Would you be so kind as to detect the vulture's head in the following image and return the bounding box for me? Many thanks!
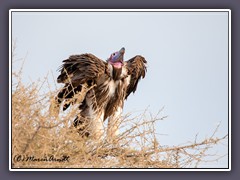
[107,47,125,69]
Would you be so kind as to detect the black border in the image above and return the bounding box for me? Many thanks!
[0,0,239,179]
[9,9,230,171]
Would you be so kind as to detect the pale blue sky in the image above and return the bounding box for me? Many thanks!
[11,11,229,168]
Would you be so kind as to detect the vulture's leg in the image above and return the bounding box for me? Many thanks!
[107,106,122,142]
[85,89,104,141]
[75,88,104,141]
[90,111,104,141]
[72,83,95,138]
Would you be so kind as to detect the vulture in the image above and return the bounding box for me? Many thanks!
[54,47,147,141]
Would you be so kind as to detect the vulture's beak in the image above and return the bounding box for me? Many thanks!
[120,47,125,55]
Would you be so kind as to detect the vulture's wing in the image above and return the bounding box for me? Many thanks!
[57,53,107,85]
[56,53,108,110]
[125,55,147,99]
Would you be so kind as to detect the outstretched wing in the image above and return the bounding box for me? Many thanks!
[125,55,147,99]
[57,53,107,85]
[56,53,108,110]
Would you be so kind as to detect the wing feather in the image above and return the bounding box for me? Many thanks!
[125,55,147,99]
[57,53,107,85]
[56,53,108,110]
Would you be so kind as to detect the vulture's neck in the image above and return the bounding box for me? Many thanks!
[112,66,123,81]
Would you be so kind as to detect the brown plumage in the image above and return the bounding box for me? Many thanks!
[55,47,147,140]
